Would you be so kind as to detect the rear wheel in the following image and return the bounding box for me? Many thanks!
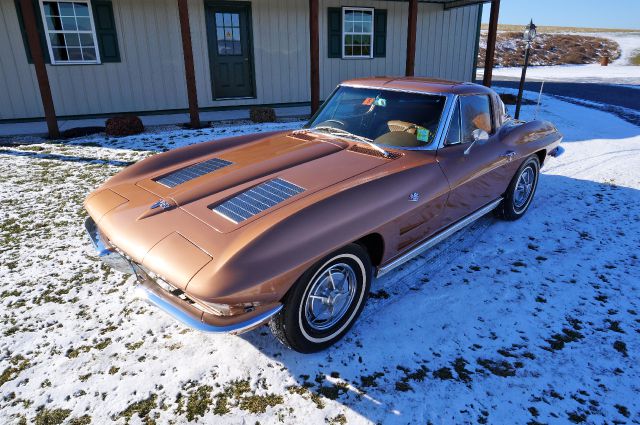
[496,155,540,221]
[270,244,372,353]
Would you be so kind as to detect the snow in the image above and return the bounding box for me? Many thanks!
[1,95,639,424]
[478,31,640,84]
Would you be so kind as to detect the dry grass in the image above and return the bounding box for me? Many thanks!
[481,24,639,33]
[630,49,640,66]
[478,32,621,67]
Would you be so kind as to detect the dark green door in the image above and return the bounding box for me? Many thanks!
[205,1,255,99]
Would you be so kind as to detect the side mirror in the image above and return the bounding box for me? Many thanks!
[464,129,490,155]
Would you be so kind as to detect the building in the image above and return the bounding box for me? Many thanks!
[0,0,503,136]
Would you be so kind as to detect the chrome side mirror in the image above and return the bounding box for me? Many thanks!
[464,129,490,155]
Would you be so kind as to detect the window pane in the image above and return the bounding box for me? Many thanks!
[76,17,91,31]
[52,47,68,61]
[82,47,96,60]
[74,2,90,17]
[362,20,371,33]
[45,16,63,30]
[224,13,231,27]
[67,47,82,60]
[61,16,77,30]
[344,34,352,45]
[231,13,239,26]
[232,41,241,55]
[345,11,355,22]
[345,45,353,56]
[460,95,492,143]
[65,33,80,47]
[344,21,353,32]
[362,34,371,46]
[354,21,362,32]
[59,2,74,16]
[49,33,65,47]
[216,27,224,41]
[361,45,370,56]
[215,13,223,26]
[445,102,462,145]
[43,2,59,16]
[232,28,240,41]
[353,35,361,46]
[353,45,362,56]
[79,33,94,47]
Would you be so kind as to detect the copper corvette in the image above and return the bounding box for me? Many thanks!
[84,77,563,352]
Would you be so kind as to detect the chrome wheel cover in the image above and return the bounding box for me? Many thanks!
[513,165,535,211]
[304,263,357,331]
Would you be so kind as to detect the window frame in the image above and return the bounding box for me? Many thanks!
[341,6,374,60]
[38,0,101,65]
[444,98,463,146]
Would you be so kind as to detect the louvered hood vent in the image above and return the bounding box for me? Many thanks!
[211,178,304,223]
[155,158,233,188]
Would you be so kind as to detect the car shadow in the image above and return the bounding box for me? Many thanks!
[0,148,134,167]
[234,172,640,424]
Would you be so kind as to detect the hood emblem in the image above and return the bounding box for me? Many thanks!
[151,200,172,210]
[409,192,420,202]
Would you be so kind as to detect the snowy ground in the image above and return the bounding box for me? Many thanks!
[478,32,640,84]
[1,95,639,424]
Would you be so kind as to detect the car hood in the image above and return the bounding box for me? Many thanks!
[84,131,392,288]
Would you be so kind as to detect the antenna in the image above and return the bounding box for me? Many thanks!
[534,80,545,120]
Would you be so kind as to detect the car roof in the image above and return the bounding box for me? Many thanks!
[340,76,495,96]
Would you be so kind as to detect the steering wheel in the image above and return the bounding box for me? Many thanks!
[315,119,346,129]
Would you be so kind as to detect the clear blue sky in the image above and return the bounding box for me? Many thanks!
[481,0,639,30]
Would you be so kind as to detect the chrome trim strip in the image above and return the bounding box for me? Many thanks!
[133,283,283,335]
[376,197,503,277]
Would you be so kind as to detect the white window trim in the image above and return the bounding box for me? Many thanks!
[39,0,101,65]
[341,7,374,60]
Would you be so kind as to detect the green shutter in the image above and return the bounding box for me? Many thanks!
[327,7,341,58]
[91,0,120,62]
[14,0,51,64]
[373,9,387,58]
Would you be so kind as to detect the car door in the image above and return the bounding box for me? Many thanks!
[436,94,515,225]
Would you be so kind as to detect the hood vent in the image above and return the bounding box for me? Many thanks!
[211,178,304,224]
[348,145,402,159]
[155,158,233,188]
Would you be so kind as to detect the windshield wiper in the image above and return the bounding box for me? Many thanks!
[311,126,391,158]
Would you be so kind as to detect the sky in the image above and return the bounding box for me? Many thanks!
[481,0,640,30]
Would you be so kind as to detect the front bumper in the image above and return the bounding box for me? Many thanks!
[84,216,282,334]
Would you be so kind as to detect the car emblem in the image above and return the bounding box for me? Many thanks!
[151,200,172,210]
[409,192,420,202]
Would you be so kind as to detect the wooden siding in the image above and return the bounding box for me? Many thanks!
[0,0,480,120]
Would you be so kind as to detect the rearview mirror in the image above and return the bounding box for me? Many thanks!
[464,129,490,155]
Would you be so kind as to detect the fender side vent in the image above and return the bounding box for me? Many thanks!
[348,145,402,159]
[211,178,304,223]
[154,158,232,188]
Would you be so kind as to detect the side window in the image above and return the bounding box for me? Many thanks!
[459,95,493,143]
[444,100,461,146]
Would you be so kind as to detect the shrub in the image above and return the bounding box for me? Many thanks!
[105,115,144,136]
[249,107,276,123]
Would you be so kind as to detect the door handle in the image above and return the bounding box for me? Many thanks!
[500,151,517,161]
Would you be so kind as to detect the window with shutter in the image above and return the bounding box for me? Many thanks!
[327,7,386,59]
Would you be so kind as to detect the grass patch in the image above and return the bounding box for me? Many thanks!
[629,49,640,65]
[0,355,30,387]
[33,408,71,425]
[115,393,157,424]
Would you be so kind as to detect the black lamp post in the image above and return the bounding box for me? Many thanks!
[514,20,537,120]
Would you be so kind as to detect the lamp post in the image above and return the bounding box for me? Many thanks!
[514,20,537,120]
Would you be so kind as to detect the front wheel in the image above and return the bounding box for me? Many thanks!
[496,155,540,221]
[270,244,372,353]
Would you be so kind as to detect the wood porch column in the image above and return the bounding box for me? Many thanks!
[405,0,418,76]
[482,0,500,87]
[309,0,320,114]
[177,0,200,128]
[19,0,59,138]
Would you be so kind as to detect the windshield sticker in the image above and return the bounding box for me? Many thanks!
[374,97,387,107]
[417,128,430,143]
[362,97,375,106]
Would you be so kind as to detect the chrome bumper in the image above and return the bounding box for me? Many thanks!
[84,217,133,274]
[85,216,282,334]
[132,269,283,334]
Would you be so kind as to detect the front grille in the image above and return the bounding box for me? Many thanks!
[211,178,305,223]
[154,158,232,188]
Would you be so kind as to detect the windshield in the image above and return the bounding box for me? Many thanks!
[305,86,446,149]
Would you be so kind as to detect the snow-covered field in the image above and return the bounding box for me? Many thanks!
[1,95,639,424]
[478,32,640,84]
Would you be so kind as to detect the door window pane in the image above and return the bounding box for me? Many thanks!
[214,12,242,56]
[445,101,462,145]
[459,95,493,143]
